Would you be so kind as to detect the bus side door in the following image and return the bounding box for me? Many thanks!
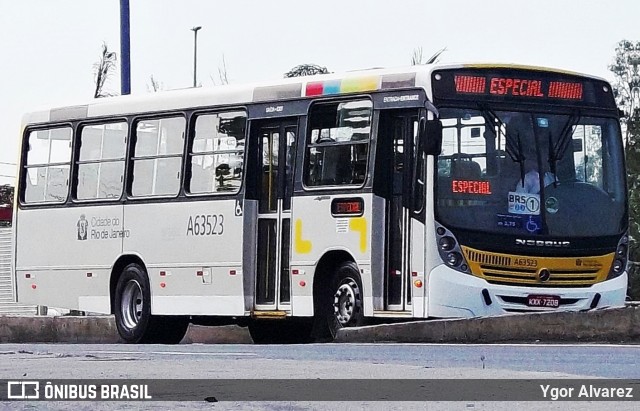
[246,119,298,311]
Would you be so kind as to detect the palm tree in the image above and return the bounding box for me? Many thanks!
[411,47,447,65]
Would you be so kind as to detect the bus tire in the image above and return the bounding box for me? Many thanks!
[114,263,190,344]
[313,261,364,342]
[114,263,153,343]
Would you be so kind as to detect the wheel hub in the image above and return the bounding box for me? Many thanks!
[334,279,359,325]
[120,279,143,330]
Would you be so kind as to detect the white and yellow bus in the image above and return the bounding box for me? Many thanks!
[13,64,628,343]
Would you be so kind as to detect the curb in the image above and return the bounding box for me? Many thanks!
[2,307,639,344]
[0,315,252,344]
[335,306,640,343]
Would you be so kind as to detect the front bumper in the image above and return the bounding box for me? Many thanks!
[427,264,627,318]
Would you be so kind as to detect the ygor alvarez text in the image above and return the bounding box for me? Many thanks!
[541,384,634,401]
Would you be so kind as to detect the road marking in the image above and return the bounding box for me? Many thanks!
[88,350,258,356]
[339,343,640,348]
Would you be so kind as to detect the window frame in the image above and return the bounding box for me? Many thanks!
[21,124,74,205]
[128,114,187,199]
[302,97,373,191]
[185,109,248,197]
[73,119,129,203]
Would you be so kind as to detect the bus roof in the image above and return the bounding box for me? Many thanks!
[21,63,607,126]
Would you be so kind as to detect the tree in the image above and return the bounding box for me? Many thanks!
[93,42,118,98]
[411,47,447,65]
[625,136,640,300]
[218,54,229,85]
[609,40,640,299]
[609,40,640,145]
[210,54,230,86]
[411,47,424,65]
[284,64,330,78]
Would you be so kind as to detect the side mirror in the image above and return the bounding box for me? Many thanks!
[420,118,443,156]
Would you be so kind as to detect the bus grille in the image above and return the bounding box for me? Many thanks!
[465,250,512,267]
[462,247,611,287]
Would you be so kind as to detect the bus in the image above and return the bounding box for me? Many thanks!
[13,63,628,343]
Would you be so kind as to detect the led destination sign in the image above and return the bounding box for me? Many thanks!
[452,180,492,195]
[453,75,583,100]
[432,68,617,109]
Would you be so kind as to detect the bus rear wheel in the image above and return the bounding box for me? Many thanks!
[114,263,189,344]
[313,261,364,341]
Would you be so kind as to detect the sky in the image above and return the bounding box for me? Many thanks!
[0,0,639,185]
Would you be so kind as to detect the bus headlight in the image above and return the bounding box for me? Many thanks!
[446,251,462,266]
[439,236,455,251]
[608,233,628,279]
[612,259,625,274]
[435,223,470,273]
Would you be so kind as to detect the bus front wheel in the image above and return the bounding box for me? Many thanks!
[314,261,364,341]
[114,263,189,344]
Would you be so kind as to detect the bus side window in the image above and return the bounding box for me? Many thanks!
[131,116,185,197]
[304,99,372,187]
[23,127,73,204]
[187,111,246,194]
[76,122,127,201]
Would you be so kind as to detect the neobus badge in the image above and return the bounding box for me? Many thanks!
[515,239,571,247]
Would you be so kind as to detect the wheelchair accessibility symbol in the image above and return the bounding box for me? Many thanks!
[526,216,541,233]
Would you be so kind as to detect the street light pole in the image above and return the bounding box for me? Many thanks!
[119,0,131,95]
[191,26,202,87]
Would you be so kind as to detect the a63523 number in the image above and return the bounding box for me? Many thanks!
[187,214,224,236]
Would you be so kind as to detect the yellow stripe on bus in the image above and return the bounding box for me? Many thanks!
[349,217,368,253]
[294,219,312,254]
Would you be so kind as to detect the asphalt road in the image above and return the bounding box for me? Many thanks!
[1,343,639,410]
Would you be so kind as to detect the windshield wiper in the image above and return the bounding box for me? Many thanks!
[548,111,581,185]
[478,104,526,185]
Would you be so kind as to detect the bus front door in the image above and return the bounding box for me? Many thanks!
[380,111,422,311]
[253,120,297,311]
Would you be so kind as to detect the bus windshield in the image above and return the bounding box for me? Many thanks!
[435,107,626,238]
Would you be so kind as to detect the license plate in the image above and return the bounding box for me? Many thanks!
[527,294,560,308]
